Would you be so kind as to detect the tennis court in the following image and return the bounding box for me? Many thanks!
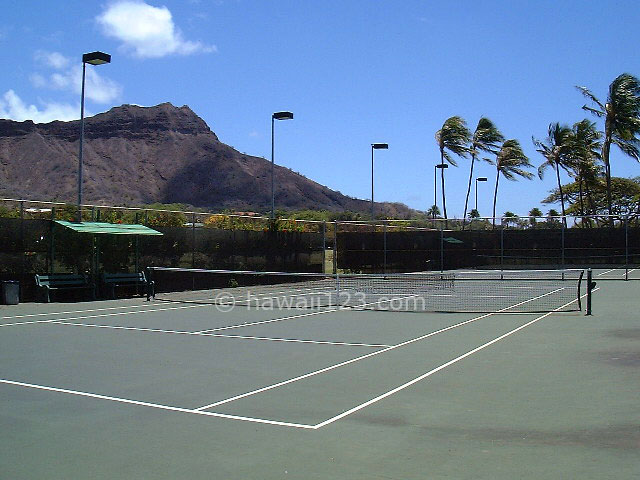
[1,268,638,479]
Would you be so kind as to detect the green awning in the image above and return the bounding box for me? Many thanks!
[55,221,163,236]
[443,236,464,244]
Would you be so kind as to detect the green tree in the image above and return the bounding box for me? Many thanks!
[577,73,640,217]
[467,208,480,219]
[546,208,562,227]
[426,204,441,219]
[492,140,534,227]
[502,211,520,228]
[528,207,543,228]
[533,123,573,225]
[543,177,640,218]
[435,116,471,220]
[568,119,602,221]
[463,118,504,227]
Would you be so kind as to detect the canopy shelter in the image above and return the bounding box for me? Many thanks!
[50,221,163,278]
[54,221,163,236]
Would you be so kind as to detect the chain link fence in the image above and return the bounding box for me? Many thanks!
[1,199,638,300]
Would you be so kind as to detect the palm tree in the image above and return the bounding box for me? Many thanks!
[492,139,533,227]
[533,123,573,226]
[426,205,440,219]
[529,207,543,228]
[568,119,602,222]
[577,73,640,217]
[435,116,471,220]
[463,118,504,228]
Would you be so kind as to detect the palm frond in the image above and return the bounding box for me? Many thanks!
[581,105,605,117]
[439,116,471,159]
[473,117,505,155]
[576,85,605,111]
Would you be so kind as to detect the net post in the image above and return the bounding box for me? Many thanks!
[586,268,593,316]
[145,266,153,301]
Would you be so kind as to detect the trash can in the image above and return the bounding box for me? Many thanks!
[1,281,19,305]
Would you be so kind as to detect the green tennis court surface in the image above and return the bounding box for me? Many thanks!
[1,268,637,479]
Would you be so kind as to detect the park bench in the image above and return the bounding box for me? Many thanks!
[34,274,96,303]
[101,272,153,299]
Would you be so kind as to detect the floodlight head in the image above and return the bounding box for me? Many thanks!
[477,177,488,181]
[372,143,388,149]
[436,163,448,169]
[273,111,293,120]
[82,51,111,65]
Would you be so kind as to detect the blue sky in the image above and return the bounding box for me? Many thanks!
[1,0,639,217]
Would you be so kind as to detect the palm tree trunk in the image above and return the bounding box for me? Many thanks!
[603,123,613,219]
[462,154,476,229]
[440,152,448,221]
[492,169,500,228]
[555,164,567,228]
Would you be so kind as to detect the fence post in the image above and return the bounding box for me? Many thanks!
[49,206,55,274]
[383,221,387,273]
[500,218,504,278]
[322,221,326,273]
[135,212,140,277]
[625,215,629,280]
[333,220,337,274]
[191,212,196,269]
[440,220,444,273]
[20,201,25,278]
[561,218,565,270]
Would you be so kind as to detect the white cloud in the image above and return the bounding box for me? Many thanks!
[0,90,79,123]
[35,50,70,70]
[29,51,122,104]
[96,1,216,58]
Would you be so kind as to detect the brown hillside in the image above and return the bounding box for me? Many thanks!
[0,103,413,216]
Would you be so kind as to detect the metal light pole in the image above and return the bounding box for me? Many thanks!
[434,163,448,217]
[475,176,487,212]
[370,143,388,220]
[77,51,110,223]
[271,111,293,219]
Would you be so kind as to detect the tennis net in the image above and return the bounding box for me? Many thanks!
[146,267,586,313]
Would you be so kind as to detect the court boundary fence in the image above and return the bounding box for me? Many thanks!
[0,198,638,301]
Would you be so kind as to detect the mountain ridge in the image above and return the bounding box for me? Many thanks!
[0,103,413,217]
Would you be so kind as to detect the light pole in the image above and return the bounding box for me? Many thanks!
[271,111,293,219]
[370,143,388,220]
[77,51,110,223]
[434,163,448,218]
[475,176,488,212]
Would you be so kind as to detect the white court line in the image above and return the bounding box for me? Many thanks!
[192,308,340,334]
[195,287,564,412]
[47,321,389,348]
[0,379,315,429]
[0,287,582,430]
[597,268,617,277]
[314,291,590,429]
[0,302,218,328]
[596,268,637,278]
[0,301,172,321]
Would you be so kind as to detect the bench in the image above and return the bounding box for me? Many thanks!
[34,274,96,303]
[101,272,153,299]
